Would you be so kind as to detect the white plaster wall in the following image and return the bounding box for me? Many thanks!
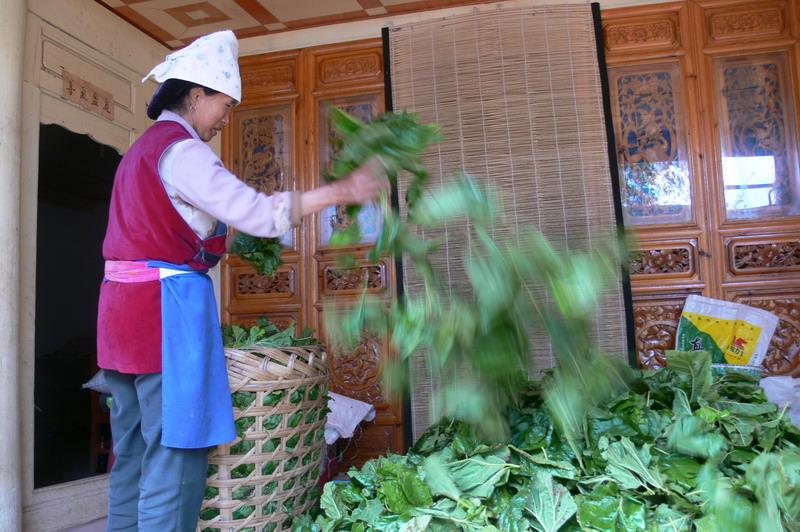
[238,0,665,56]
[20,1,170,530]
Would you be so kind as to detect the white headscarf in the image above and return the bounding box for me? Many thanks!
[143,30,241,102]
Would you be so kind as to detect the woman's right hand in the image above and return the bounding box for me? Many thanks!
[337,157,390,205]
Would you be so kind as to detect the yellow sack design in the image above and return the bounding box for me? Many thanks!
[675,295,778,366]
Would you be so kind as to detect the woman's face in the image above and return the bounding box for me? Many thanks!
[187,87,237,142]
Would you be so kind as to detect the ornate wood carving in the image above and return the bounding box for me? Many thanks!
[240,62,296,98]
[708,7,785,42]
[732,294,800,376]
[323,263,386,294]
[633,298,687,369]
[237,106,291,195]
[318,52,382,86]
[630,247,692,276]
[731,240,800,273]
[331,334,384,405]
[604,19,677,51]
[236,270,294,295]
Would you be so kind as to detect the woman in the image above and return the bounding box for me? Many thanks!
[97,30,387,531]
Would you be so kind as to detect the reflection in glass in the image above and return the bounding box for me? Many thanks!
[722,156,777,210]
[716,54,800,219]
[610,64,693,225]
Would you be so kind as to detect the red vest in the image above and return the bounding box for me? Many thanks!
[97,121,226,373]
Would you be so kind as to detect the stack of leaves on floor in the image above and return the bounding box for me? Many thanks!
[295,351,800,531]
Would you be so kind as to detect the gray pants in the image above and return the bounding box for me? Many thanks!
[104,371,208,532]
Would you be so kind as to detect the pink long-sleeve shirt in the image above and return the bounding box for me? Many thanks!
[156,110,299,239]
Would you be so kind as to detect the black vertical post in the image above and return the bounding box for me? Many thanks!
[382,26,414,451]
[591,3,638,368]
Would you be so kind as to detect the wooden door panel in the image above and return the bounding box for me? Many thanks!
[304,40,404,465]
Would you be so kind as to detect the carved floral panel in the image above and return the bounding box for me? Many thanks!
[318,52,382,86]
[235,104,294,247]
[322,262,387,296]
[708,6,785,43]
[630,247,692,276]
[330,334,384,405]
[318,94,383,245]
[609,63,693,225]
[633,297,689,369]
[604,19,677,51]
[732,293,800,375]
[240,62,295,98]
[715,53,799,219]
[731,240,800,274]
[235,269,294,296]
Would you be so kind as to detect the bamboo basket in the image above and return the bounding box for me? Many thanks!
[197,344,328,532]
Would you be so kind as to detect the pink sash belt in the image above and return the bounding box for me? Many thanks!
[104,260,192,283]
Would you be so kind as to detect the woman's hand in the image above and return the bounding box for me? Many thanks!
[299,157,390,218]
[337,157,390,205]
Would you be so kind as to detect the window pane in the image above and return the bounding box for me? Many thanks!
[715,52,800,220]
[609,63,693,226]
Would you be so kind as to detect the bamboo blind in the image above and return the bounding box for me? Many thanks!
[388,2,628,439]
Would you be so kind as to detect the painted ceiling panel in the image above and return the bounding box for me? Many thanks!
[95,0,494,48]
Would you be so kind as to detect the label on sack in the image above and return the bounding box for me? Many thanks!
[675,294,779,366]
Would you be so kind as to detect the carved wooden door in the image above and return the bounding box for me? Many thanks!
[602,0,800,375]
[221,39,404,470]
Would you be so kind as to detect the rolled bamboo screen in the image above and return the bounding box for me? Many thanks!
[388,2,628,439]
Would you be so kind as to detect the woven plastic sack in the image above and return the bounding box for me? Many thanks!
[675,295,778,367]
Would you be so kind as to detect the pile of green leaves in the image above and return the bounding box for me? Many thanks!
[298,351,800,531]
[222,317,318,348]
[323,107,441,247]
[230,232,283,277]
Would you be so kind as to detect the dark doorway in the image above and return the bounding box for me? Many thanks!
[34,124,120,488]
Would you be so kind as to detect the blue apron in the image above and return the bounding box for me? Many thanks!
[150,260,235,448]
